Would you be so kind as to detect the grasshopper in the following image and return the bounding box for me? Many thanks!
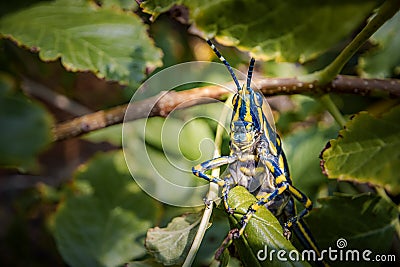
[192,40,324,264]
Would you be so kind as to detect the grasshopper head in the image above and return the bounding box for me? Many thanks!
[230,87,260,149]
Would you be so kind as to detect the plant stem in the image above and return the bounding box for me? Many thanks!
[303,0,400,84]
[307,0,400,128]
[183,95,233,267]
[320,95,346,128]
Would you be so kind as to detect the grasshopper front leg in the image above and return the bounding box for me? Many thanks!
[192,155,237,211]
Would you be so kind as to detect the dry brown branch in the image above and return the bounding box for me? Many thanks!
[53,75,400,141]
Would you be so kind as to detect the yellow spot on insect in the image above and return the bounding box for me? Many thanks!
[306,198,312,208]
[217,181,225,187]
[255,166,264,172]
[258,107,264,130]
[269,142,278,156]
[290,187,303,199]
[265,161,275,173]
[279,155,285,169]
[278,185,287,194]
[252,204,261,211]
[240,167,253,175]
[215,157,226,164]
[232,94,238,106]
[233,99,241,121]
[246,132,252,142]
[239,227,246,236]
[276,175,287,184]
[256,192,268,199]
[193,164,201,172]
[244,101,252,122]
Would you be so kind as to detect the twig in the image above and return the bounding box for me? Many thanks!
[53,85,228,141]
[299,0,400,127]
[256,75,400,97]
[22,77,93,116]
[304,0,400,84]
[183,95,233,267]
[53,75,400,141]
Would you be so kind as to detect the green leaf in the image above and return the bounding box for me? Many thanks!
[306,193,399,266]
[0,0,162,85]
[145,212,202,265]
[321,106,400,193]
[99,0,139,10]
[285,125,338,200]
[53,151,160,267]
[359,11,400,78]
[227,186,309,267]
[142,0,379,62]
[0,76,53,170]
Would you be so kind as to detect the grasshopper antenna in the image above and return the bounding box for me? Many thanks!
[206,40,241,92]
[247,58,255,90]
